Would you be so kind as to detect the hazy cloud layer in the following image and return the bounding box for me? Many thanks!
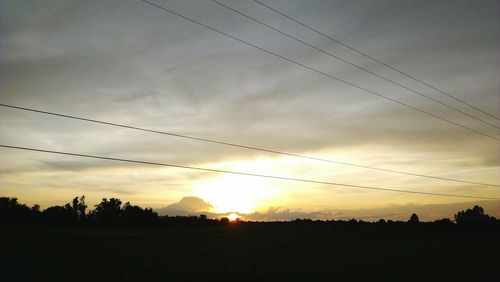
[156,197,500,221]
[156,196,500,222]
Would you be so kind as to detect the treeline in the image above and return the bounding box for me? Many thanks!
[0,196,498,229]
[0,196,229,228]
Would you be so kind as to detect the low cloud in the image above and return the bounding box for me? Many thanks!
[155,197,500,222]
[247,200,500,222]
[244,207,335,221]
[157,196,213,216]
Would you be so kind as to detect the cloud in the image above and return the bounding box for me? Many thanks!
[155,196,500,222]
[244,207,334,221]
[243,200,500,222]
[157,196,213,216]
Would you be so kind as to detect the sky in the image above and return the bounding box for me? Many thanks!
[0,0,499,221]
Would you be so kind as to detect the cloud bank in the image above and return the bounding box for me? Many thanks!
[157,196,500,222]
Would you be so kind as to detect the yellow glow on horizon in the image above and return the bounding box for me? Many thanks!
[193,174,275,213]
[1,145,497,219]
[227,213,241,221]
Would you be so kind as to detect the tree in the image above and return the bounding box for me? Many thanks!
[434,218,453,225]
[454,205,494,224]
[37,196,88,226]
[122,202,158,226]
[61,196,87,221]
[73,196,87,220]
[42,205,76,226]
[0,197,39,227]
[32,204,40,212]
[92,198,123,225]
[408,213,419,224]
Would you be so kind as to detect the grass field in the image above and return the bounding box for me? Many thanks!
[1,223,499,282]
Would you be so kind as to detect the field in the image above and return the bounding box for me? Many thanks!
[1,223,499,282]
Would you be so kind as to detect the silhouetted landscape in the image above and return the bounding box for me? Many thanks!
[1,196,499,281]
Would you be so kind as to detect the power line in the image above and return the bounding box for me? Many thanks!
[252,0,500,122]
[0,144,498,200]
[211,0,500,130]
[1,103,499,188]
[139,0,499,141]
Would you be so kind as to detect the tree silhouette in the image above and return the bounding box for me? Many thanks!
[32,204,40,212]
[408,213,420,224]
[454,205,495,224]
[88,198,159,226]
[122,202,158,226]
[434,218,453,225]
[72,196,87,221]
[38,196,87,226]
[92,198,123,225]
[2,196,499,230]
[0,197,38,227]
[43,205,77,226]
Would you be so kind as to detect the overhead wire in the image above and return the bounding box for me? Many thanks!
[138,0,500,141]
[1,144,498,200]
[1,103,498,188]
[252,0,500,122]
[210,0,500,130]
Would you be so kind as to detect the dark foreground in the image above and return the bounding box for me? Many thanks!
[1,223,499,282]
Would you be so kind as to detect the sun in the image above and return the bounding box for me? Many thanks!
[227,213,241,222]
[193,172,275,214]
